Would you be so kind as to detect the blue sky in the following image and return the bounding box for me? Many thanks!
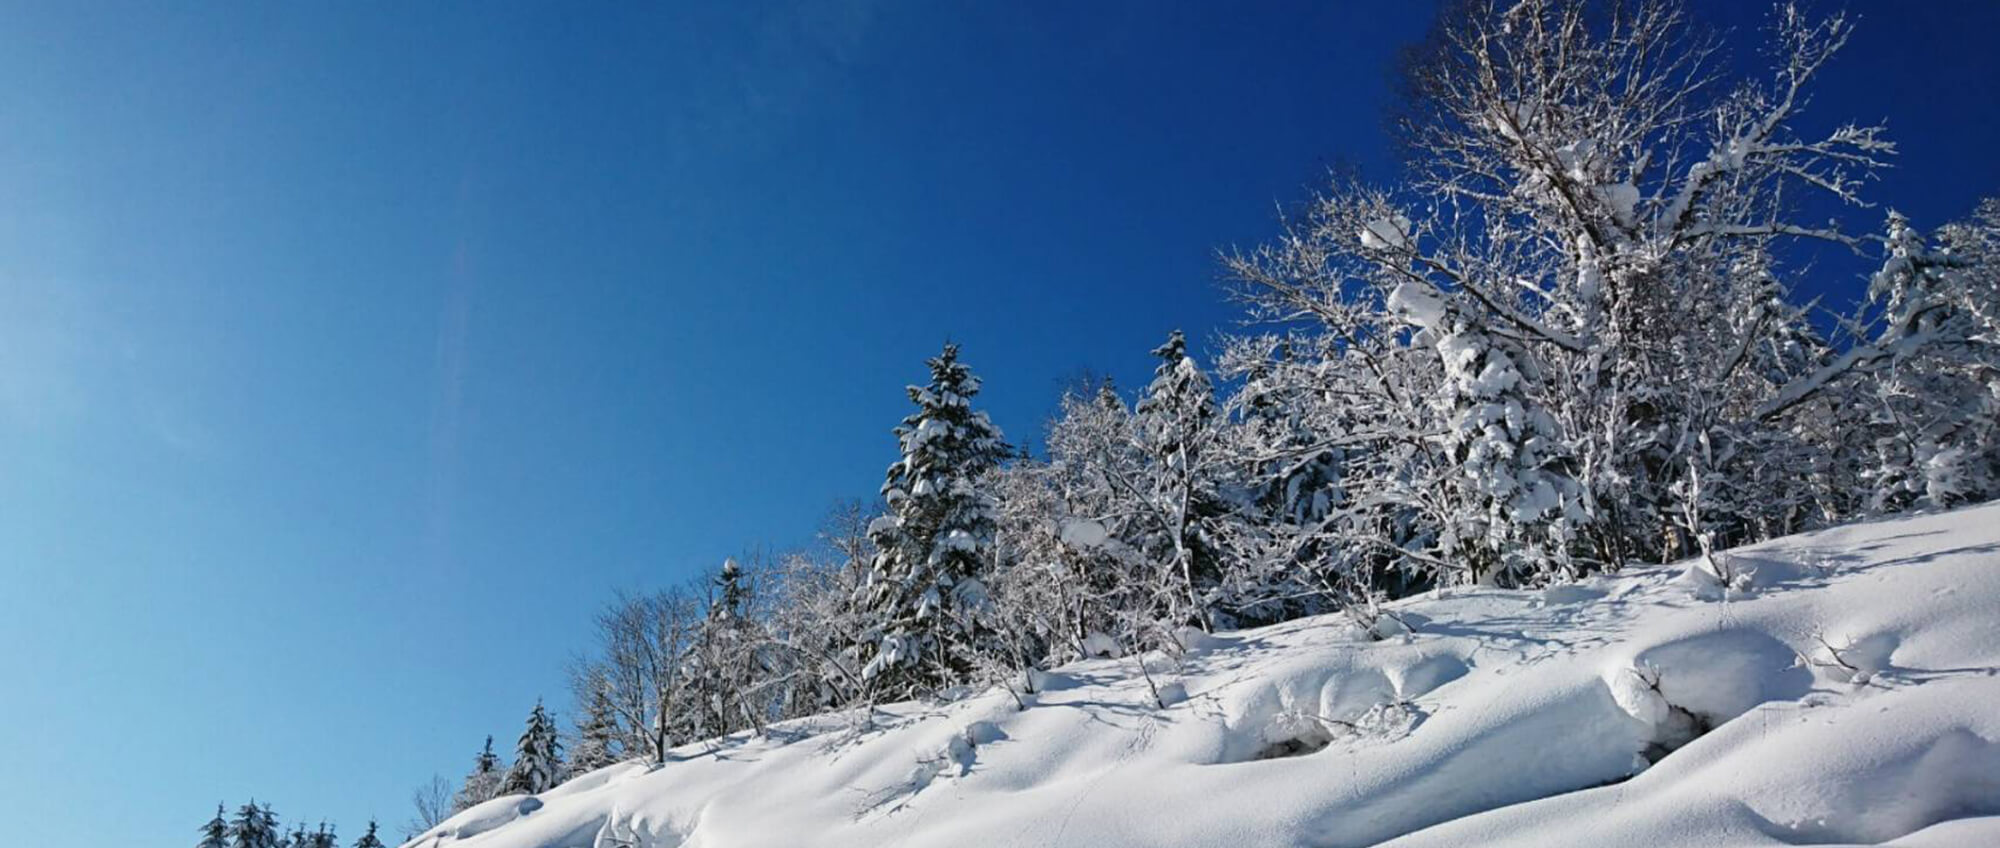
[1,2,1995,844]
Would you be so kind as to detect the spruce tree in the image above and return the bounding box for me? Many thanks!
[712,557,746,621]
[229,802,276,848]
[260,806,283,848]
[198,803,230,848]
[858,343,1012,697]
[351,821,385,848]
[568,679,625,775]
[1424,317,1581,584]
[499,700,564,795]
[451,736,505,812]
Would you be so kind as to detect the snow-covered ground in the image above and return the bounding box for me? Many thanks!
[407,504,2000,847]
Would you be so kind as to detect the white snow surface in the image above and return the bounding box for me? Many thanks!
[1057,519,1110,549]
[407,504,2000,848]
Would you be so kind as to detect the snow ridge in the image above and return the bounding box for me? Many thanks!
[405,504,2000,848]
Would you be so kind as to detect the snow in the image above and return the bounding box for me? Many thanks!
[1080,630,1121,658]
[1595,182,1640,226]
[405,503,2000,848]
[938,529,977,552]
[1169,624,1220,653]
[1058,519,1110,549]
[1387,281,1448,331]
[1603,662,1671,728]
[1360,215,1412,251]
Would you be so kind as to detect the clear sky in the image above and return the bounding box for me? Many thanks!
[2,2,1995,844]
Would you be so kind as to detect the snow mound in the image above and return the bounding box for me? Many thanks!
[1058,519,1110,549]
[405,502,2000,848]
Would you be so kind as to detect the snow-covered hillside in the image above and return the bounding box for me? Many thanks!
[406,504,2000,848]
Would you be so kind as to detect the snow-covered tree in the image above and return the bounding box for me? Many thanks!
[857,343,1012,698]
[198,803,230,848]
[499,700,565,796]
[229,803,280,848]
[760,503,876,718]
[260,805,285,848]
[1846,209,2000,511]
[1402,291,1584,584]
[1939,199,2000,344]
[1040,379,1154,641]
[1130,330,1236,628]
[451,736,505,811]
[1214,335,1361,609]
[567,676,625,776]
[998,369,1244,657]
[1226,0,1908,583]
[985,459,1095,685]
[351,821,385,848]
[686,556,772,740]
[575,587,702,764]
[712,557,746,621]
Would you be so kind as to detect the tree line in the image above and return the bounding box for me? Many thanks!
[195,803,384,848]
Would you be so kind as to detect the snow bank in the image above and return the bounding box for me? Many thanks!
[405,503,2000,848]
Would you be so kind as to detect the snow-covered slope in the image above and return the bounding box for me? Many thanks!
[408,504,2000,848]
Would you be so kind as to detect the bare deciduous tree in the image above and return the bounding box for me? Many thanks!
[402,773,453,841]
[573,587,702,764]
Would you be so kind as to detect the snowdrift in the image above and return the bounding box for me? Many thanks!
[406,504,2000,847]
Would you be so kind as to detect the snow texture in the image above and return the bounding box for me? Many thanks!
[404,503,2000,848]
[1359,215,1413,251]
[1057,519,1110,549]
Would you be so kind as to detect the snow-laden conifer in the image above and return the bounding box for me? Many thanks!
[228,802,280,848]
[198,803,230,848]
[351,821,385,848]
[567,677,625,776]
[499,701,564,795]
[451,736,505,811]
[858,343,1011,697]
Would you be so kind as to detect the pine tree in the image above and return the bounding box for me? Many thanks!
[451,736,505,811]
[568,677,625,775]
[351,822,385,848]
[198,803,230,848]
[1423,315,1582,585]
[858,343,1012,697]
[229,802,277,848]
[260,806,283,848]
[499,700,564,795]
